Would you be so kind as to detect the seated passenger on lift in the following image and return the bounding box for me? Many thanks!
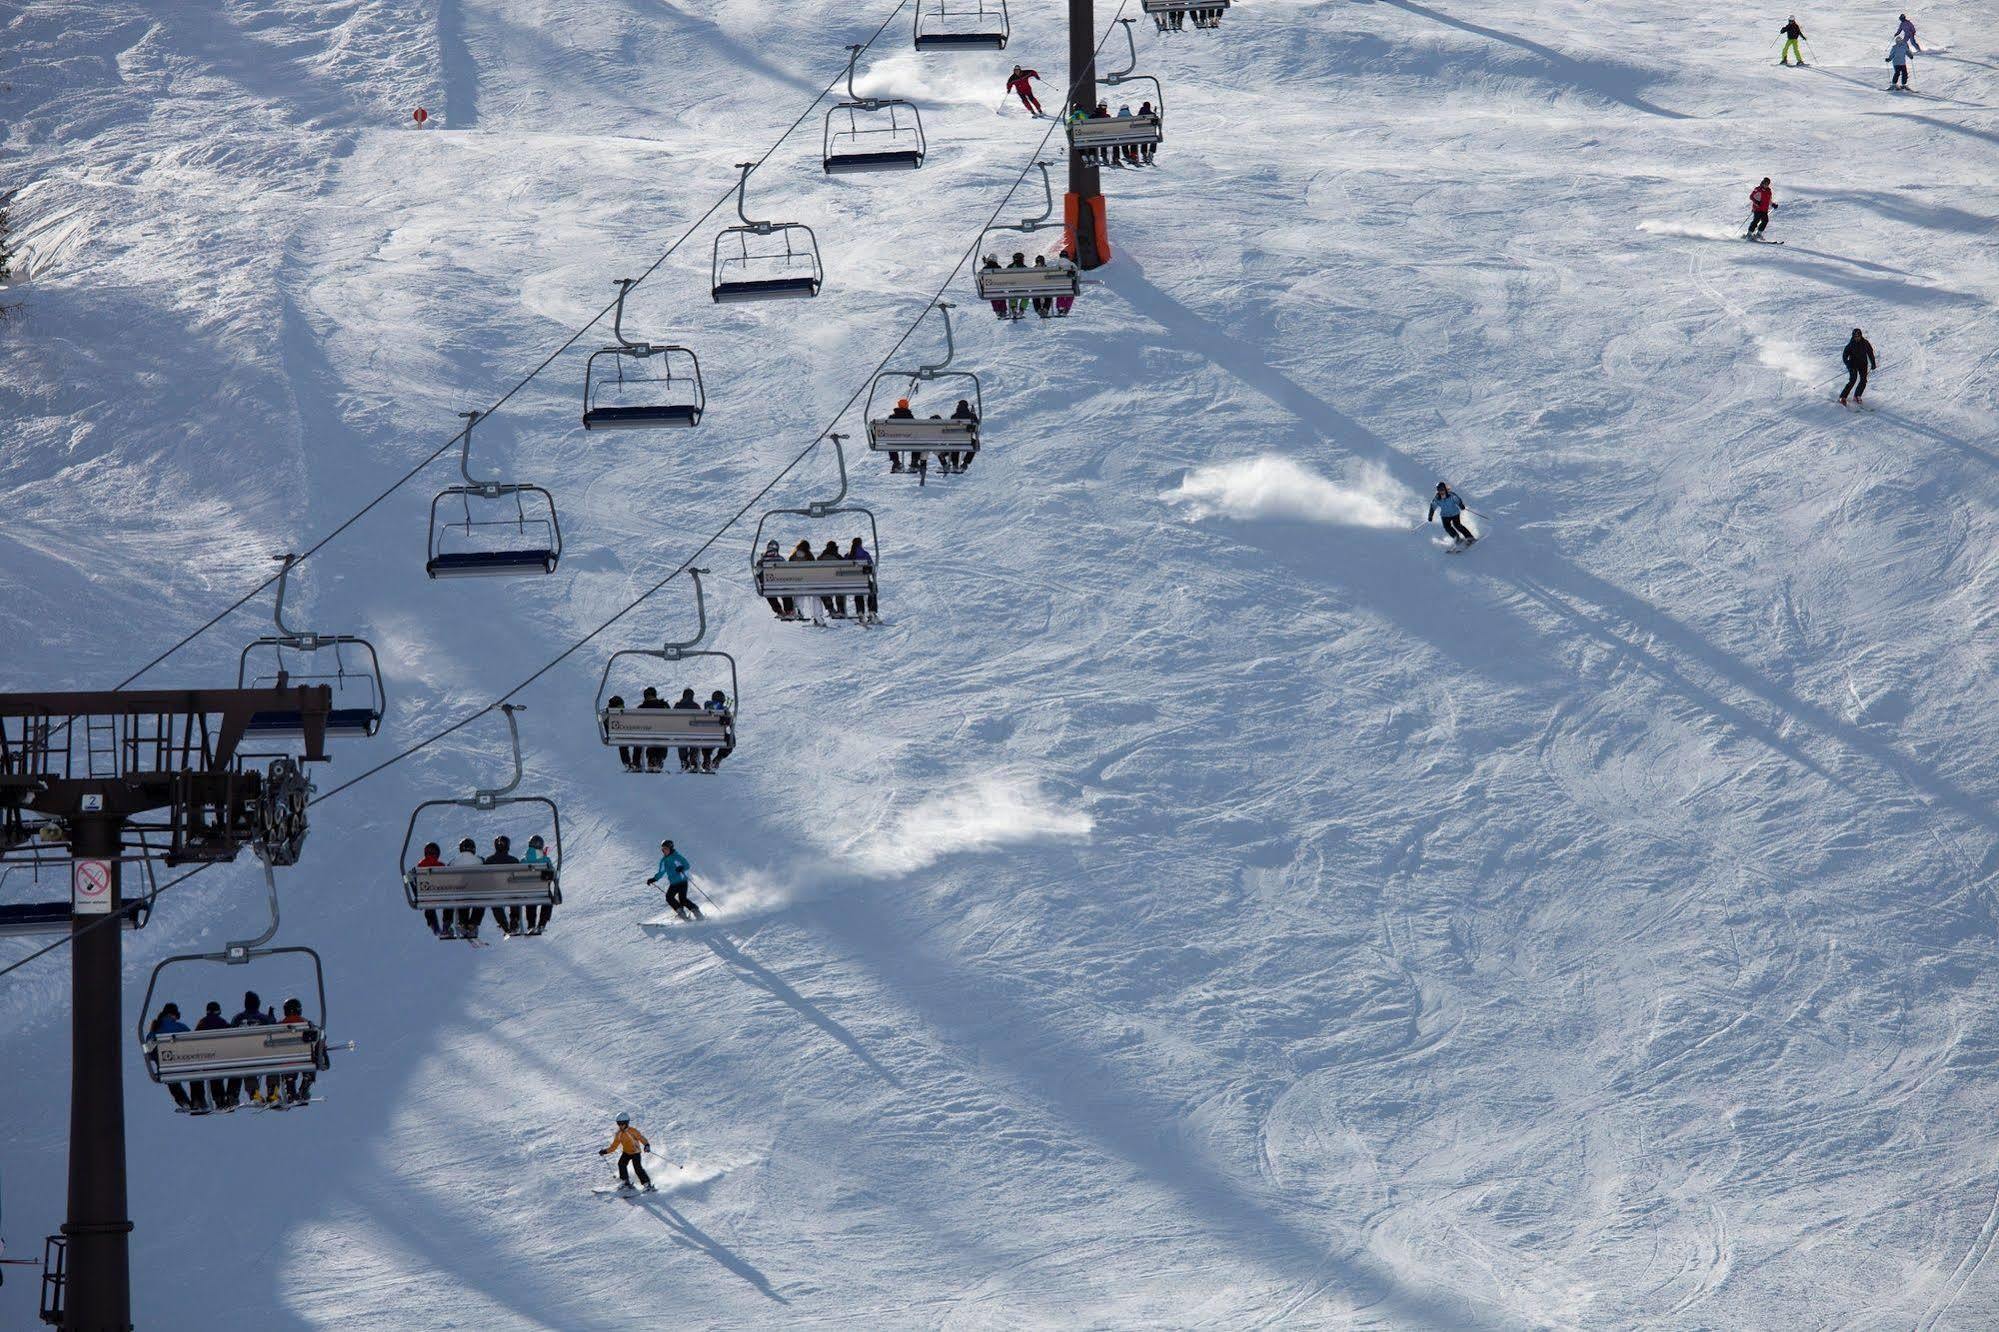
[982,255,1007,320]
[637,686,670,773]
[278,997,317,1106]
[703,691,733,773]
[848,537,878,624]
[759,542,797,621]
[416,841,449,936]
[451,837,486,939]
[148,1003,208,1114]
[673,688,702,773]
[485,835,523,936]
[522,834,554,934]
[888,396,915,473]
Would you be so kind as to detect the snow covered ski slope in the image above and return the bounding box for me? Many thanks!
[6,0,1999,1326]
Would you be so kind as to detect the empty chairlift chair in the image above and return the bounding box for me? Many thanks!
[712,162,824,303]
[866,302,984,472]
[0,858,156,938]
[751,434,883,626]
[425,410,563,577]
[138,858,332,1113]
[582,279,705,430]
[914,0,1010,49]
[973,161,1081,314]
[235,553,386,740]
[1067,21,1164,163]
[595,569,740,773]
[825,44,926,173]
[400,704,562,937]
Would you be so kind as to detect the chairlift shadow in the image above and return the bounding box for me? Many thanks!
[620,1191,790,1303]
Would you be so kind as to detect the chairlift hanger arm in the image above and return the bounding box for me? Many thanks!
[471,703,526,807]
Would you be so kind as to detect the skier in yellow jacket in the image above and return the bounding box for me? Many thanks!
[598,1113,654,1191]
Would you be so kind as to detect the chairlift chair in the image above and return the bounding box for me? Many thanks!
[751,434,883,622]
[235,554,386,739]
[712,163,823,303]
[399,705,562,928]
[825,45,926,173]
[866,302,984,463]
[595,569,741,767]
[913,0,1009,49]
[582,279,705,430]
[1068,21,1166,157]
[137,857,333,1109]
[426,410,563,577]
[0,856,158,938]
[973,161,1081,305]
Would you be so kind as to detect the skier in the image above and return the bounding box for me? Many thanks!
[645,838,702,920]
[1747,177,1777,240]
[1895,12,1920,51]
[1840,327,1877,406]
[598,1113,654,1192]
[1004,66,1043,116]
[522,833,554,934]
[818,539,848,619]
[1428,482,1477,548]
[1779,16,1807,66]
[1887,33,1913,88]
[887,397,914,473]
[672,687,702,773]
[147,1003,206,1113]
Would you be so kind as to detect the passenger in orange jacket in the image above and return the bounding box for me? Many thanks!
[599,1114,654,1191]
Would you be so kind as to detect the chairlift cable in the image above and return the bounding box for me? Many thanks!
[2,1,1133,983]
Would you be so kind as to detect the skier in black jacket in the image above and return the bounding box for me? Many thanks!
[1841,328,1877,406]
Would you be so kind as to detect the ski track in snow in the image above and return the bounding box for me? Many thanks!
[5,0,1999,1326]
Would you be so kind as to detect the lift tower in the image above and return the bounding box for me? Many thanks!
[1067,0,1110,268]
[0,683,330,1331]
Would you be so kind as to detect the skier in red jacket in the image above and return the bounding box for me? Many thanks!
[1746,177,1776,240]
[1005,66,1043,115]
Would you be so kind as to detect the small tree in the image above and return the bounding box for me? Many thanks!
[0,189,13,282]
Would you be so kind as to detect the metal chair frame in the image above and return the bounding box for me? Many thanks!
[865,302,984,457]
[750,433,884,601]
[426,411,562,578]
[824,45,927,173]
[235,553,386,738]
[397,704,562,913]
[711,163,823,302]
[582,279,705,430]
[594,569,742,756]
[913,0,1010,49]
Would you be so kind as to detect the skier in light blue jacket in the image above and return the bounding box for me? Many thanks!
[1887,35,1913,89]
[1427,482,1477,547]
[645,839,701,920]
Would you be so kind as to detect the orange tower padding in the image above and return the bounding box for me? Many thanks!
[1063,192,1111,268]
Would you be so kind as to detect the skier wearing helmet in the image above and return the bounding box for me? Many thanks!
[1427,482,1477,548]
[599,1113,654,1191]
[645,839,701,920]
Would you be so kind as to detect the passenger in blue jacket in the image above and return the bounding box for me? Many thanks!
[148,1003,208,1113]
[1428,482,1477,547]
[194,1000,235,1107]
[645,839,702,920]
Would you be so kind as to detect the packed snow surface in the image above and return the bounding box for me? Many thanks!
[5,0,1999,1326]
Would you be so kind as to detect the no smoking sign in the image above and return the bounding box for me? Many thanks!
[72,859,113,915]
